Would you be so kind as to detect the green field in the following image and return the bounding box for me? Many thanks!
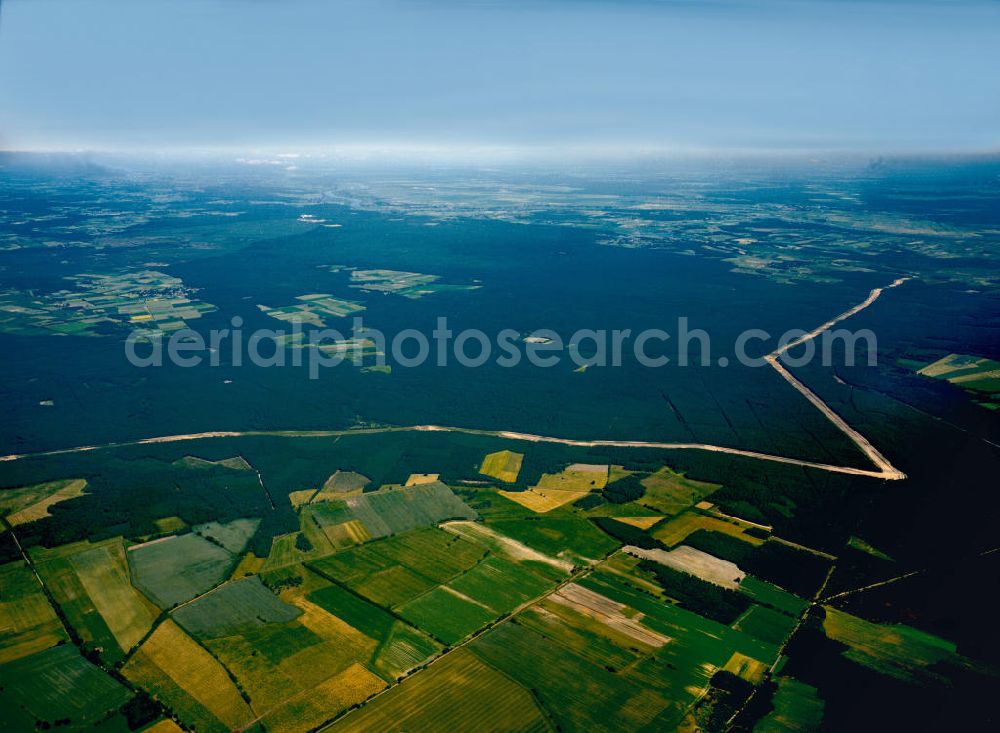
[290,565,441,681]
[732,604,799,645]
[471,621,680,732]
[262,530,327,572]
[639,466,720,515]
[175,455,253,471]
[0,269,216,337]
[398,586,497,644]
[448,555,552,614]
[310,526,558,645]
[740,576,809,616]
[370,622,442,681]
[754,676,825,732]
[327,647,550,733]
[258,293,365,327]
[0,560,69,665]
[580,570,780,662]
[517,599,644,672]
[174,570,392,723]
[822,606,970,683]
[307,581,397,639]
[485,515,618,566]
[0,644,132,730]
[308,527,485,608]
[467,558,782,732]
[129,533,236,609]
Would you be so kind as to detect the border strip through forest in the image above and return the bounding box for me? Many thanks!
[0,279,909,481]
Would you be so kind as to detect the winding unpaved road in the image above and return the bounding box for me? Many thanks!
[0,279,909,480]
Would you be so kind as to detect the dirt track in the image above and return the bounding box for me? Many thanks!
[0,280,909,481]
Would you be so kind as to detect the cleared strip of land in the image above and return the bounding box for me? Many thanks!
[0,281,908,481]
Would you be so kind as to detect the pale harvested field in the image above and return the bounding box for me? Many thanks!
[549,583,669,648]
[613,516,664,530]
[623,545,746,589]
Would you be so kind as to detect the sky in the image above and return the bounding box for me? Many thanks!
[0,0,998,157]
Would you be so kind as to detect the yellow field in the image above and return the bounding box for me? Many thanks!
[539,464,609,491]
[613,516,664,530]
[326,648,549,733]
[723,652,768,684]
[259,662,387,733]
[288,489,318,508]
[405,473,440,486]
[321,519,372,548]
[479,450,524,483]
[498,487,588,513]
[918,353,982,378]
[142,720,184,733]
[651,511,765,548]
[208,597,379,712]
[230,552,265,579]
[2,479,87,526]
[0,560,69,665]
[499,463,608,513]
[123,620,254,733]
[30,537,159,658]
[70,538,159,652]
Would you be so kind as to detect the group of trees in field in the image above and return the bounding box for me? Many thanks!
[638,559,751,625]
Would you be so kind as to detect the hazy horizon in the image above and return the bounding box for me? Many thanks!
[2,0,998,155]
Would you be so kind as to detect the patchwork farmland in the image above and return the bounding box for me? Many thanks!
[1,447,990,733]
